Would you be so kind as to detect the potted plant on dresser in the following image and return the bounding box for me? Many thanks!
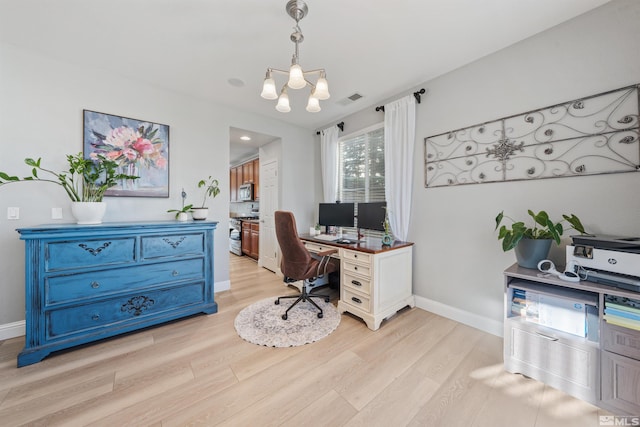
[495,209,587,268]
[191,176,220,220]
[0,152,138,224]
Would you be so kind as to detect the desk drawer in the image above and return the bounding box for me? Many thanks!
[302,241,335,254]
[343,271,371,296]
[47,282,205,338]
[343,261,371,278]
[142,233,205,259]
[46,238,136,271]
[342,289,371,313]
[46,258,205,305]
[341,249,371,265]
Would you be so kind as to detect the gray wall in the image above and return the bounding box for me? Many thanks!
[0,42,316,331]
[329,0,640,335]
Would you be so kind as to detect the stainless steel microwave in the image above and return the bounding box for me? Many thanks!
[238,183,253,201]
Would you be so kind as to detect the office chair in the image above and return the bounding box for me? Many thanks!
[274,211,338,320]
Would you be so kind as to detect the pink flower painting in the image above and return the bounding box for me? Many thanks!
[83,110,169,197]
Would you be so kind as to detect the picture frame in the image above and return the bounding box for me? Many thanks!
[83,110,170,197]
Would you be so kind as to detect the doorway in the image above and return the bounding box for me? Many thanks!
[229,127,281,273]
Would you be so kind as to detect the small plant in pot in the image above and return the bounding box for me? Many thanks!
[191,176,220,220]
[495,209,587,269]
[0,152,138,224]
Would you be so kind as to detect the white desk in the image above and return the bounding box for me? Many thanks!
[301,235,415,330]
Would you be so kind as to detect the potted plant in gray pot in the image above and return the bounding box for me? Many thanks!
[191,176,220,220]
[495,209,587,269]
[0,152,138,224]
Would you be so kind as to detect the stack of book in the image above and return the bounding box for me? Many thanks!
[604,294,640,331]
[511,288,530,317]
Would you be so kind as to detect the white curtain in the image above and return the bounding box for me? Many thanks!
[384,95,416,241]
[320,125,339,203]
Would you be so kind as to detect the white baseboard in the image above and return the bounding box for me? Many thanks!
[414,295,503,338]
[215,279,230,292]
[0,320,25,340]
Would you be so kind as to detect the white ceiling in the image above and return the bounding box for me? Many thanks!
[0,0,611,157]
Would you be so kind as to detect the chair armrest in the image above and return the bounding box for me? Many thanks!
[317,249,338,257]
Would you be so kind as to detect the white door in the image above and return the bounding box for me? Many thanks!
[260,159,279,272]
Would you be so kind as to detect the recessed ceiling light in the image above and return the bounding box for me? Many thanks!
[240,136,251,141]
[228,78,245,88]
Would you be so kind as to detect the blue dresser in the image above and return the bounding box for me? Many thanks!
[17,221,218,367]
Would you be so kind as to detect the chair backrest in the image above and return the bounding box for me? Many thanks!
[275,211,313,280]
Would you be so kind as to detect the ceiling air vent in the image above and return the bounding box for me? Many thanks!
[337,93,364,106]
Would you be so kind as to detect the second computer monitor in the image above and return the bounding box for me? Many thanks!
[357,202,387,231]
[318,203,355,227]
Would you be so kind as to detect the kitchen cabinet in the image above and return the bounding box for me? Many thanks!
[241,221,259,259]
[252,159,260,200]
[242,162,254,184]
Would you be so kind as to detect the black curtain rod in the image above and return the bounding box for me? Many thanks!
[316,121,344,135]
[375,88,426,112]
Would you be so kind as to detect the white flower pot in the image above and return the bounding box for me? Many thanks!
[191,207,208,220]
[71,202,107,225]
[176,212,189,222]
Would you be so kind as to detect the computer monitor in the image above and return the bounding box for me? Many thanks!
[357,202,387,231]
[318,203,355,227]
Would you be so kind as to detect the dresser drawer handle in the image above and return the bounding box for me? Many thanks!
[90,281,100,289]
[351,297,362,304]
[91,314,100,321]
[351,280,362,287]
[172,270,179,276]
[354,266,358,271]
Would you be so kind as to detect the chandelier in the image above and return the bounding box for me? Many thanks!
[260,0,330,113]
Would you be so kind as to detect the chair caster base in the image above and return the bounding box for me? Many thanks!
[282,314,288,320]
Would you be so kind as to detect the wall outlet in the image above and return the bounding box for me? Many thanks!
[51,207,63,220]
[7,207,19,220]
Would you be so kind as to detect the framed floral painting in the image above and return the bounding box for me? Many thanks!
[83,110,169,197]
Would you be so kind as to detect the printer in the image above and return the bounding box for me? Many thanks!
[566,234,640,292]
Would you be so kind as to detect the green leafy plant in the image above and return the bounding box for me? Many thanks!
[167,204,193,219]
[196,176,220,208]
[0,152,138,202]
[495,210,586,251]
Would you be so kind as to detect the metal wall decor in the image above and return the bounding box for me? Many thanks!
[424,84,640,187]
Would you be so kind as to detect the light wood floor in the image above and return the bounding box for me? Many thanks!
[0,255,610,426]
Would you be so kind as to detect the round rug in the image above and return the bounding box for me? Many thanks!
[234,296,341,347]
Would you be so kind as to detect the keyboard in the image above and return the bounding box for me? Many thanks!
[314,234,338,242]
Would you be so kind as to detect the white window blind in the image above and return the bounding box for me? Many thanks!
[337,125,385,238]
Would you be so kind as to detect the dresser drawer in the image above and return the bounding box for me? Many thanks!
[343,260,371,278]
[47,282,206,338]
[601,350,640,414]
[341,249,371,265]
[46,258,205,305]
[343,271,371,296]
[602,321,640,360]
[141,233,205,259]
[46,237,136,271]
[343,289,371,313]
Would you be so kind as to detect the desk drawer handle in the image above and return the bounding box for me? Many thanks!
[353,266,358,271]
[91,314,100,321]
[90,281,100,289]
[172,270,179,277]
[351,280,362,287]
[351,297,362,304]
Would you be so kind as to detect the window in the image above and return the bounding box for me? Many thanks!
[337,124,385,237]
